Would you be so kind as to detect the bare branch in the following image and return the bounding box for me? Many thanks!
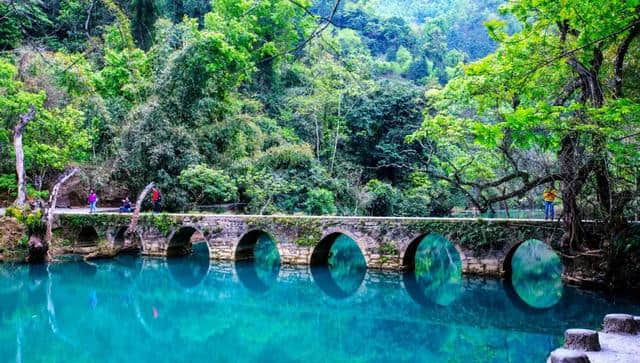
[45,168,79,244]
[126,182,155,245]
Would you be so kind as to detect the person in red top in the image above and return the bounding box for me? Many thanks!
[151,187,161,214]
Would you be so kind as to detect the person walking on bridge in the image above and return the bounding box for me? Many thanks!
[88,190,98,214]
[543,186,558,220]
[151,187,161,214]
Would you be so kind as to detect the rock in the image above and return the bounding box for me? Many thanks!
[27,234,47,263]
[603,314,638,335]
[564,329,601,351]
[547,348,590,363]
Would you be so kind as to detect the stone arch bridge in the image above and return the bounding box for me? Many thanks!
[54,213,599,278]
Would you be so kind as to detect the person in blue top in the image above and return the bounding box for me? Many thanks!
[120,196,132,213]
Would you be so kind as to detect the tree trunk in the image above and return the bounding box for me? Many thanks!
[44,168,79,244]
[126,182,155,246]
[13,106,36,207]
[557,133,585,250]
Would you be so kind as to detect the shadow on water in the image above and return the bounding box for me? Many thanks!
[310,234,366,299]
[406,233,462,307]
[509,239,563,309]
[167,242,210,288]
[236,232,280,293]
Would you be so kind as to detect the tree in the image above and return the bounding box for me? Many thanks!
[0,56,91,198]
[12,107,36,207]
[130,0,157,50]
[409,0,640,249]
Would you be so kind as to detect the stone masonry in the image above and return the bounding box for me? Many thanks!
[54,213,574,277]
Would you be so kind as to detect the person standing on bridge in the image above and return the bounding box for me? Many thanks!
[543,186,558,220]
[151,187,161,214]
[88,190,98,214]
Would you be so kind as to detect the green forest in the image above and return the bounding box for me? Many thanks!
[1,0,640,250]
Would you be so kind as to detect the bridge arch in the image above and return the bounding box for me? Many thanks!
[502,239,564,310]
[77,226,99,246]
[502,240,528,279]
[310,232,367,299]
[402,233,465,271]
[234,230,281,293]
[310,231,368,266]
[167,226,210,257]
[235,230,282,261]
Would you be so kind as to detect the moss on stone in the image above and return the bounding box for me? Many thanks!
[379,242,399,256]
[59,214,131,230]
[402,219,562,253]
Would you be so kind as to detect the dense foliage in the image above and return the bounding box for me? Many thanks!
[1,0,502,216]
[1,0,639,256]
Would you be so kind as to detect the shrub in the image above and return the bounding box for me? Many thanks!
[259,143,314,170]
[178,164,238,205]
[304,188,337,215]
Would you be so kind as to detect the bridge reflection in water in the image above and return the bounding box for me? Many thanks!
[235,232,280,293]
[508,239,564,309]
[411,233,462,306]
[167,242,210,288]
[159,231,566,308]
[310,233,367,299]
[1,254,639,363]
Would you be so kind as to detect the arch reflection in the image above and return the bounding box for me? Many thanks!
[235,232,280,293]
[310,233,366,299]
[167,242,210,288]
[406,233,462,306]
[509,239,563,309]
[113,253,143,281]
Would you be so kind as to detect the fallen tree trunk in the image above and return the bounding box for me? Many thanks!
[13,106,36,207]
[125,182,154,246]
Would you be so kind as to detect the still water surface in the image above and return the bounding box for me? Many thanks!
[0,237,639,363]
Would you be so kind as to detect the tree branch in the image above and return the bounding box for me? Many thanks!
[613,18,640,98]
[126,182,155,245]
[45,168,79,244]
[259,0,342,64]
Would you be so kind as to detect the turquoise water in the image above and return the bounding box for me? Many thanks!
[1,237,639,362]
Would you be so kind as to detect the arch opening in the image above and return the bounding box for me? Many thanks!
[113,227,127,247]
[502,241,525,280]
[167,227,197,257]
[506,239,563,309]
[77,226,98,246]
[310,233,366,299]
[403,233,462,307]
[235,231,280,293]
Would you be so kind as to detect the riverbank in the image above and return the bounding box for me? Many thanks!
[0,217,27,261]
